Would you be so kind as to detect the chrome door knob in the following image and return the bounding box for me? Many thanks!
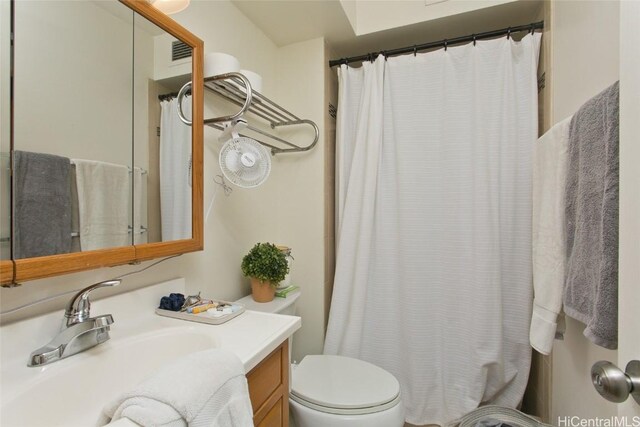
[591,360,640,405]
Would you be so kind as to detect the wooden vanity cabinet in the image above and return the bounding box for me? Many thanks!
[247,340,290,427]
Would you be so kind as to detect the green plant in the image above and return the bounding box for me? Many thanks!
[241,243,289,285]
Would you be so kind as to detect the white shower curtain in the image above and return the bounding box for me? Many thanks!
[324,34,541,426]
[160,96,192,241]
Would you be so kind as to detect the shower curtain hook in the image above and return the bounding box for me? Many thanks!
[473,34,477,46]
[530,24,535,35]
[507,27,512,39]
[382,51,388,61]
[413,45,417,56]
[444,39,448,51]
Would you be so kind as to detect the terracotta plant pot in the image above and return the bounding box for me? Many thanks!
[250,277,276,302]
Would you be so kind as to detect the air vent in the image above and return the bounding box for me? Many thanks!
[172,41,191,61]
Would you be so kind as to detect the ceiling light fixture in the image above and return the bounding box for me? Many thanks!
[149,0,190,15]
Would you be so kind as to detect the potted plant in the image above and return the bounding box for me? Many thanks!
[241,242,290,302]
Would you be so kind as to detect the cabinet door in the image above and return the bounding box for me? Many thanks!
[247,340,290,427]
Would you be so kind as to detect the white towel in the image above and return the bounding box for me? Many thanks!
[100,348,253,427]
[530,116,572,355]
[72,159,130,251]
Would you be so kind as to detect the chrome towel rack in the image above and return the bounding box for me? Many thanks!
[177,72,319,155]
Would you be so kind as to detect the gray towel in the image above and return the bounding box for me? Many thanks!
[563,81,619,349]
[13,150,72,258]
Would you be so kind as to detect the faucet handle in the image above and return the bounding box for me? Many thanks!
[29,346,63,367]
[64,280,120,325]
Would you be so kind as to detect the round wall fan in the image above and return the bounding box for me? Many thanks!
[219,135,271,188]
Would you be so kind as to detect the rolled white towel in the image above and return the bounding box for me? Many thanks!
[100,348,253,427]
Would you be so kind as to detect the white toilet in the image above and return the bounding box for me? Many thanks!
[236,291,405,427]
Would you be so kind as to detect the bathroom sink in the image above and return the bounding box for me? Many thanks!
[2,328,217,426]
[0,278,301,427]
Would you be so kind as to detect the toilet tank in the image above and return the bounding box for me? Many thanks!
[235,290,300,316]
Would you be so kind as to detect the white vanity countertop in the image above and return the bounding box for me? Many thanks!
[0,278,301,427]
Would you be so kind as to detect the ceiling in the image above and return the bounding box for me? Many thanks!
[230,0,356,49]
[230,0,544,59]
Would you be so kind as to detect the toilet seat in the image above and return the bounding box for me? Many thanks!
[291,355,401,416]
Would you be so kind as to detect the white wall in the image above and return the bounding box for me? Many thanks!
[618,1,640,420]
[549,0,620,422]
[12,1,138,165]
[274,37,327,362]
[550,0,620,122]
[0,1,329,363]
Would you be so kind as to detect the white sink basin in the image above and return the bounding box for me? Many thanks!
[0,278,301,427]
[3,328,217,426]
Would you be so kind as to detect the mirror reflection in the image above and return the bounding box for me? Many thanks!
[0,0,9,261]
[12,1,134,259]
[135,10,193,244]
[3,0,193,261]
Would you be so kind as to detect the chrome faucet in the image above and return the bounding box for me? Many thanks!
[28,280,120,367]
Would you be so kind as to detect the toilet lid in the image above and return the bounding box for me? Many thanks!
[291,355,401,415]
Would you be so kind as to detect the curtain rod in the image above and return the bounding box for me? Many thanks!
[158,92,178,101]
[158,89,191,102]
[329,20,544,67]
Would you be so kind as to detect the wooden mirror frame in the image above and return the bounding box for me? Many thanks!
[0,0,204,285]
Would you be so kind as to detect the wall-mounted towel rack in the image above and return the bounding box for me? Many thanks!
[0,227,147,246]
[69,162,148,175]
[176,72,319,155]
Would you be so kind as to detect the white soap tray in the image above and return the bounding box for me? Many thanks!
[155,300,245,325]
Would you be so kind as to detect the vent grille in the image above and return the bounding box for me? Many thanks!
[538,72,546,92]
[329,103,337,119]
[172,41,191,61]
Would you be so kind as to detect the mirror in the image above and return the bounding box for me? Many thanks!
[11,1,135,259]
[1,0,11,261]
[134,11,193,245]
[0,0,203,284]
